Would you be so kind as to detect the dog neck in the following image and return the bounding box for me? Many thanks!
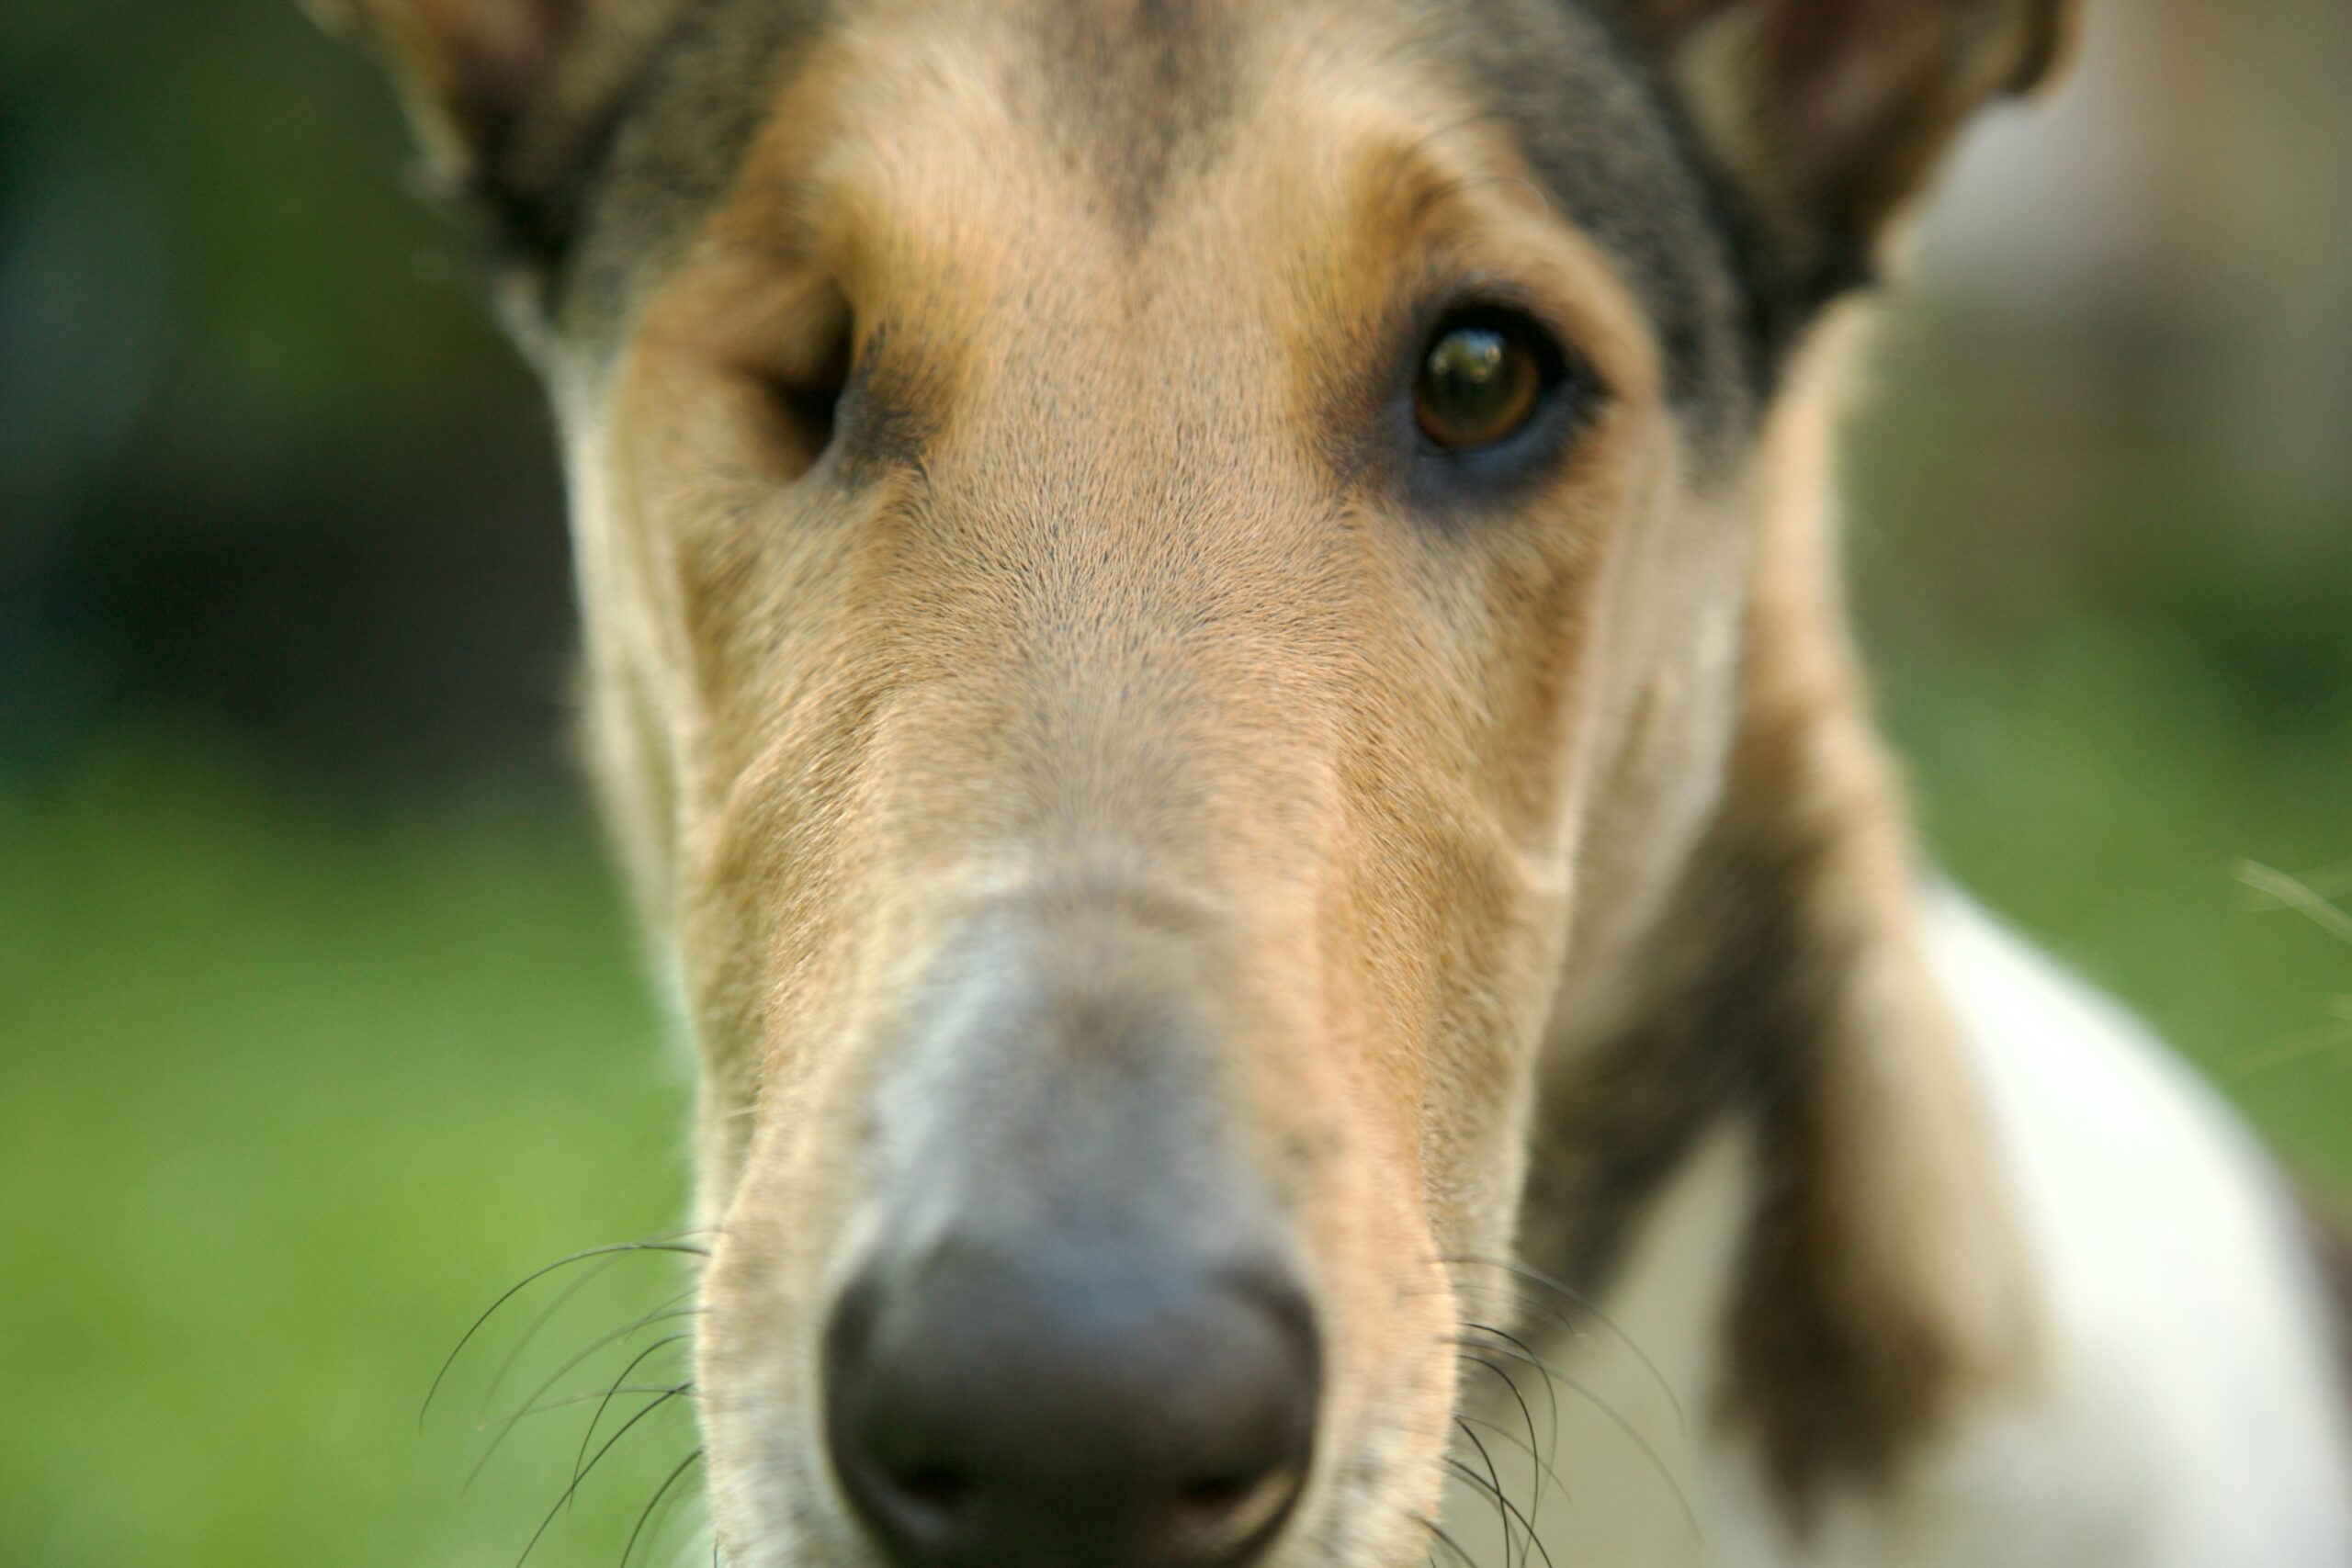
[1518,353,2038,1528]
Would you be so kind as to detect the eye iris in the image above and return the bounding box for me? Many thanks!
[1418,325,1540,448]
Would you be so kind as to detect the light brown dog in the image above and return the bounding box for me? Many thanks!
[320,1,2352,1563]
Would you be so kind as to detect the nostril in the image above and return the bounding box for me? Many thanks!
[1166,1463,1305,1554]
[826,1248,1319,1567]
[1179,1473,1256,1515]
[893,1464,972,1513]
[838,1456,980,1556]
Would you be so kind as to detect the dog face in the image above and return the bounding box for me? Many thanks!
[322,1,2072,1562]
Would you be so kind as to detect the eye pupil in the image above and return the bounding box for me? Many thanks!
[1416,320,1544,450]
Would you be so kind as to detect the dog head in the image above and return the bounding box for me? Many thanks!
[322,1,2074,1562]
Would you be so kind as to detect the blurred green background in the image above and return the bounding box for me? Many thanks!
[1,0,2346,1564]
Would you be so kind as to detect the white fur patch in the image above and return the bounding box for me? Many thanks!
[1912,895,2352,1567]
[1477,897,2352,1566]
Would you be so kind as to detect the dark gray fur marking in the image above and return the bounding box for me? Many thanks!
[1021,0,1242,232]
[557,0,838,340]
[1422,0,1763,438]
[1519,801,1959,1530]
[517,0,1772,442]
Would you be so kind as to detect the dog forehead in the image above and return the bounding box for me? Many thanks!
[562,0,1748,435]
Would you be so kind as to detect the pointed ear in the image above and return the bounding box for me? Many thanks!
[1620,0,2080,301]
[308,0,660,265]
[309,0,581,179]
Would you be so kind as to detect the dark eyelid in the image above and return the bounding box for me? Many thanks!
[1401,297,1590,485]
[1400,278,1602,402]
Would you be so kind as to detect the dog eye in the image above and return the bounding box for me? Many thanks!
[1413,309,1556,452]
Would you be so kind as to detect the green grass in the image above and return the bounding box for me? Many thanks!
[1,649,2346,1566]
[0,736,700,1568]
[1881,628,2352,1191]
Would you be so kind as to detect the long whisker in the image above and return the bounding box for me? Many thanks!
[488,1384,698,1424]
[488,1282,699,1427]
[1444,1456,1556,1568]
[1457,1341,1552,1515]
[1438,1255,1685,1432]
[1451,1417,1516,1568]
[1453,1413,1572,1506]
[1450,1336,1698,1538]
[621,1448,706,1568]
[467,1296,701,1493]
[425,1236,712,1428]
[577,1331,700,1499]
[1458,1335,1552,1476]
[1460,1319,1566,1494]
[479,1251,630,1419]
[515,1385,692,1567]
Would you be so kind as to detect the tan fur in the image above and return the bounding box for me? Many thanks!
[323,0,2083,1561]
[594,25,1674,1551]
[1710,330,2037,1505]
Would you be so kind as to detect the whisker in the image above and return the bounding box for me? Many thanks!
[479,1250,630,1419]
[577,1331,700,1499]
[1457,1342,1552,1514]
[1347,1400,1552,1479]
[1449,1336,1698,1538]
[1458,1320,1565,1486]
[621,1448,707,1568]
[467,1295,701,1492]
[425,1235,713,1428]
[1453,1413,1572,1507]
[1438,1256,1686,1432]
[1450,1418,1517,1568]
[515,1385,692,1568]
[1458,1335,1552,1457]
[1444,1456,1555,1568]
[489,1383,698,1424]
[1413,1510,1483,1568]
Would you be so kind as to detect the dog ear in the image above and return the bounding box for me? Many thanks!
[309,0,670,266]
[307,0,584,183]
[1620,0,2080,299]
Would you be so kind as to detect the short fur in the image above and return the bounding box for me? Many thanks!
[319,1,2352,1562]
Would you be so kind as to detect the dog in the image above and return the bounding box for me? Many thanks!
[314,0,2352,1562]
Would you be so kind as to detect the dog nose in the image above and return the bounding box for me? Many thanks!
[824,1240,1319,1568]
